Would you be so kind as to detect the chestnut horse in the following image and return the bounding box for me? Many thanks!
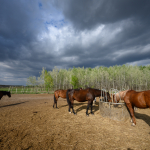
[112,90,129,103]
[53,89,67,108]
[66,88,96,116]
[124,90,150,126]
[0,91,11,100]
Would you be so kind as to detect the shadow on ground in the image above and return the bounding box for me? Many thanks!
[135,112,150,126]
[0,101,29,108]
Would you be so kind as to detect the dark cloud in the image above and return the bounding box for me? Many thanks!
[0,0,150,85]
[54,0,150,30]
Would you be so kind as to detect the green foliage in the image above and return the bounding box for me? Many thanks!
[26,64,150,91]
[44,70,54,90]
[26,76,37,86]
[70,75,79,89]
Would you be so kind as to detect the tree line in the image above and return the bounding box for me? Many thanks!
[26,65,150,91]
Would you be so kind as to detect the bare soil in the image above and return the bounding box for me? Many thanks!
[0,94,150,150]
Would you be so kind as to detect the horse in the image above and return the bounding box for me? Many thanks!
[85,88,111,103]
[53,89,67,108]
[66,88,96,116]
[112,90,129,103]
[124,90,150,126]
[0,91,11,100]
[53,88,82,108]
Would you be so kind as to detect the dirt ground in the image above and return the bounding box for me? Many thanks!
[0,94,150,150]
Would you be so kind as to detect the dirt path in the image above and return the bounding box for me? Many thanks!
[0,94,150,150]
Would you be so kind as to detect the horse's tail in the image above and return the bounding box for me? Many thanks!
[66,89,72,105]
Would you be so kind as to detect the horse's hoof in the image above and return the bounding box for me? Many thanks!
[91,113,94,115]
[131,123,136,126]
[69,112,72,113]
[86,114,89,116]
[56,107,59,109]
[74,113,76,115]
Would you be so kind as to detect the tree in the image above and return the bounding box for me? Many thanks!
[70,75,79,89]
[26,76,37,86]
[44,70,54,90]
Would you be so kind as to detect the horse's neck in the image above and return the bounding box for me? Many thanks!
[2,91,8,95]
[122,90,128,99]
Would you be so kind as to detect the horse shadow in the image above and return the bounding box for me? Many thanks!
[59,102,85,108]
[0,101,29,108]
[59,101,100,114]
[75,101,99,114]
[135,112,150,126]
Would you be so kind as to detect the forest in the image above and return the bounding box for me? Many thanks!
[26,65,150,91]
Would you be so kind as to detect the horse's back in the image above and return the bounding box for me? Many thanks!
[54,89,67,98]
[73,89,94,102]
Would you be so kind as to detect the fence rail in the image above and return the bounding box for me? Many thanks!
[0,86,54,94]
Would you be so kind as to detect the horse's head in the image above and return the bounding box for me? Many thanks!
[79,87,82,90]
[112,94,119,103]
[8,91,11,98]
[104,91,112,102]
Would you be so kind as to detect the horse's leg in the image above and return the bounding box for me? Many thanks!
[56,101,59,109]
[71,100,76,115]
[86,101,90,116]
[53,94,58,108]
[68,103,71,113]
[90,101,94,115]
[126,103,136,126]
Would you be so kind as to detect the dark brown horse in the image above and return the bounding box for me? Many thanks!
[124,90,150,126]
[66,88,95,116]
[0,91,11,100]
[85,88,111,102]
[53,89,67,108]
[53,88,82,108]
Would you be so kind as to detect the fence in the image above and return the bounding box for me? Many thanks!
[0,86,54,94]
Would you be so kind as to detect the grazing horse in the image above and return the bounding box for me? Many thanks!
[124,90,150,126]
[112,90,129,103]
[0,91,11,100]
[85,88,111,102]
[66,88,95,116]
[53,89,67,108]
[53,88,82,108]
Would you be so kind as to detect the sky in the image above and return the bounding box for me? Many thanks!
[0,0,150,86]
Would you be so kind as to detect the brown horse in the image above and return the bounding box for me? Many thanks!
[53,88,82,108]
[0,91,11,100]
[85,88,111,102]
[112,90,129,103]
[91,88,111,101]
[53,89,67,108]
[66,88,95,116]
[124,90,150,126]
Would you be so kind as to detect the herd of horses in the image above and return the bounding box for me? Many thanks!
[54,88,150,126]
[0,88,150,126]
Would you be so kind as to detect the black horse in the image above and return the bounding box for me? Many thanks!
[0,91,11,100]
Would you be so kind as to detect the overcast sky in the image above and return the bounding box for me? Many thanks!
[0,0,150,85]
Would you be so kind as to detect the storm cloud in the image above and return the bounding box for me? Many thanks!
[0,0,150,85]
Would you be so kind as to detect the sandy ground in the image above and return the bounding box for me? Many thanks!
[0,94,150,150]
